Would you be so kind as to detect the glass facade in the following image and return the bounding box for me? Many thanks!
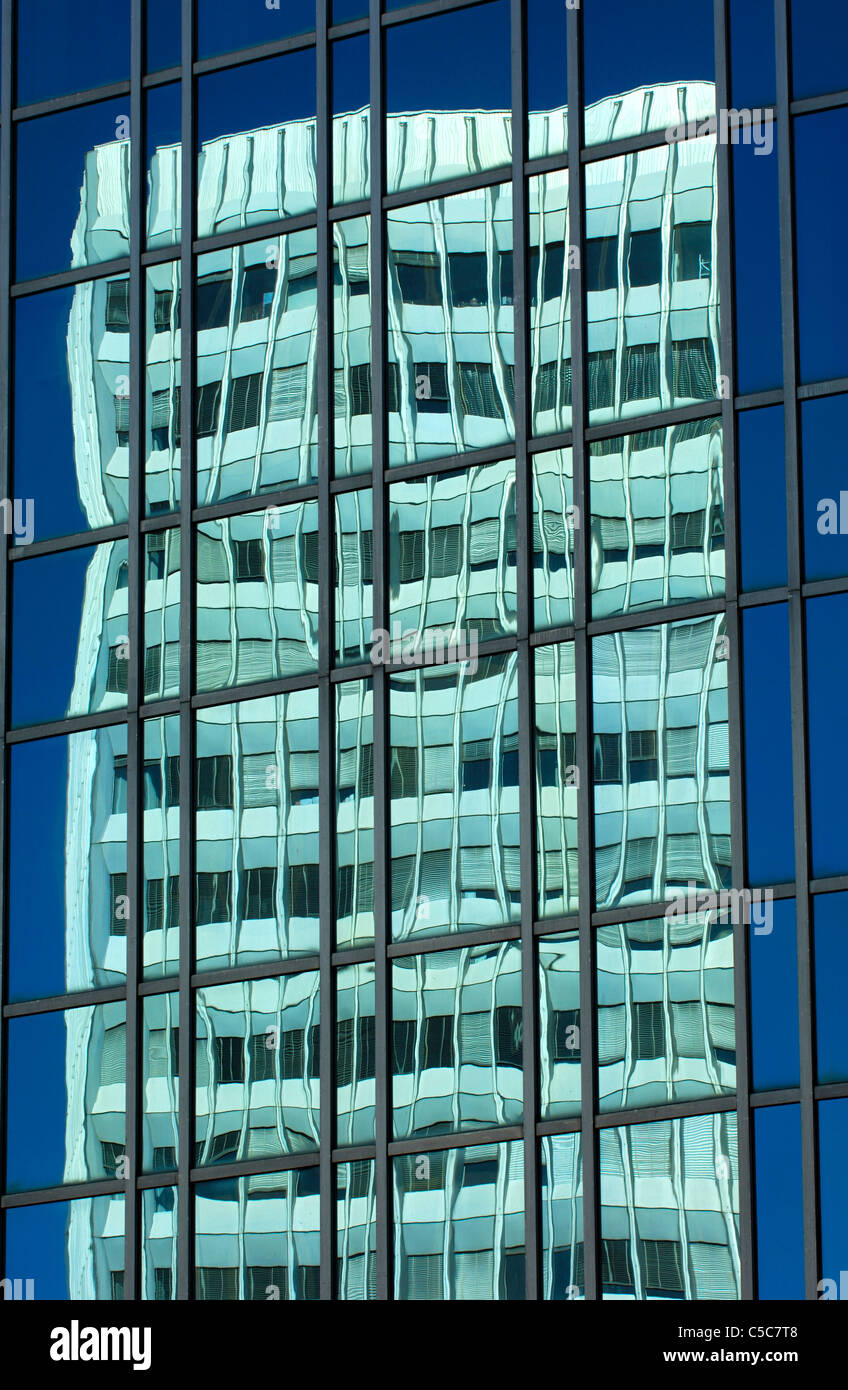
[0,0,845,1309]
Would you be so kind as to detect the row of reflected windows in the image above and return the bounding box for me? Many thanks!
[6,1100,848,1301]
[8,611,733,995]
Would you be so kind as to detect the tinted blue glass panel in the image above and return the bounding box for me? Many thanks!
[583,0,714,145]
[732,137,781,395]
[17,0,130,105]
[5,1196,125,1299]
[807,594,848,877]
[332,0,367,18]
[814,892,848,1084]
[333,33,370,204]
[14,284,132,543]
[820,1098,848,1294]
[147,0,180,73]
[197,0,315,59]
[742,604,794,886]
[7,1002,127,1190]
[795,111,848,384]
[16,100,130,282]
[754,1105,804,1300]
[12,540,130,727]
[749,899,799,1091]
[9,727,128,1002]
[147,82,181,249]
[802,395,848,582]
[729,0,776,107]
[791,0,848,99]
[528,0,567,161]
[738,407,786,591]
[385,2,510,195]
[197,51,317,231]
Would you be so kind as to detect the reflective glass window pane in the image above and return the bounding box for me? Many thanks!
[5,1195,125,1300]
[593,614,730,910]
[803,395,848,582]
[806,594,848,878]
[337,1159,377,1300]
[814,892,848,1085]
[197,0,315,59]
[393,1140,524,1299]
[14,279,130,543]
[16,100,130,282]
[385,2,510,196]
[795,111,848,385]
[390,653,520,942]
[583,0,714,146]
[12,539,130,727]
[732,135,781,395]
[738,406,786,591]
[819,1097,848,1296]
[541,1133,583,1300]
[141,1187,178,1300]
[535,642,578,919]
[599,1113,740,1300]
[337,961,376,1145]
[147,0,180,73]
[539,932,580,1120]
[533,449,575,630]
[333,34,370,205]
[333,216,372,477]
[9,726,128,1002]
[196,504,319,692]
[585,139,720,426]
[590,419,724,619]
[195,1170,320,1299]
[791,0,848,99]
[144,531,181,704]
[143,994,179,1174]
[389,459,517,651]
[527,0,567,161]
[197,52,317,236]
[530,169,571,435]
[195,235,318,503]
[333,0,367,18]
[143,715,181,980]
[597,913,735,1112]
[145,262,181,515]
[195,690,320,970]
[392,942,522,1140]
[336,678,374,948]
[195,976,320,1167]
[17,0,129,105]
[387,184,514,465]
[146,83,181,250]
[750,898,799,1091]
[335,489,373,664]
[729,0,776,107]
[7,1001,127,1191]
[754,1105,803,1299]
[742,603,794,887]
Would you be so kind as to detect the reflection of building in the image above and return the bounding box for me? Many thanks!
[41,77,732,1302]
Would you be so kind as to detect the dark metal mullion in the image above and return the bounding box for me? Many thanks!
[176,0,197,1302]
[316,0,337,1302]
[714,0,755,1302]
[510,0,539,1303]
[775,0,819,1301]
[122,0,145,1302]
[0,0,13,1290]
[369,0,392,1302]
[567,0,599,1304]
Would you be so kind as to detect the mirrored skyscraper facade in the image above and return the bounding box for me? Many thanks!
[1,0,845,1306]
